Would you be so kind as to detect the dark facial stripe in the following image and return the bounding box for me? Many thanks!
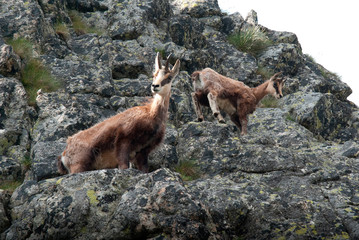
[161,74,172,86]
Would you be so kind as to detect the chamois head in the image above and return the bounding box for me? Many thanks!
[267,72,286,99]
[152,52,180,96]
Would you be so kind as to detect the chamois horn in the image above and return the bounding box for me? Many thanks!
[165,53,172,71]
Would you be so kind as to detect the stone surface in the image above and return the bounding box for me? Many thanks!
[0,0,359,239]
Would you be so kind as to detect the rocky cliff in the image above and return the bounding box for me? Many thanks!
[1,0,359,239]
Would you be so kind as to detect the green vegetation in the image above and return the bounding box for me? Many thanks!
[175,160,201,181]
[22,58,60,105]
[0,180,22,193]
[228,26,273,56]
[21,154,32,171]
[54,21,70,41]
[155,48,166,59]
[5,38,33,60]
[305,54,341,80]
[68,10,104,36]
[256,65,275,80]
[319,67,341,81]
[260,95,278,108]
[285,112,296,122]
[6,37,61,106]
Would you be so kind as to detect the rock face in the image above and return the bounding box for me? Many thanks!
[1,0,359,239]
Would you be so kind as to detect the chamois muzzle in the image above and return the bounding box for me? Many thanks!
[151,84,160,93]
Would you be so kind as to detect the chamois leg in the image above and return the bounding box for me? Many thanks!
[191,92,204,122]
[207,92,225,123]
[117,143,130,170]
[135,149,150,173]
[239,114,248,135]
[230,114,242,131]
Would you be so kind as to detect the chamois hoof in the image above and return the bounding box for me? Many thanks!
[197,117,204,122]
[218,119,226,124]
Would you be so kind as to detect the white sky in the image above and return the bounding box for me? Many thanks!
[217,0,359,106]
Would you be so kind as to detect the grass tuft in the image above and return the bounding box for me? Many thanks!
[0,180,22,193]
[175,160,201,181]
[22,58,60,105]
[68,10,104,36]
[6,37,61,106]
[256,65,275,80]
[260,95,278,108]
[21,153,32,171]
[5,38,33,60]
[54,21,70,41]
[228,26,273,56]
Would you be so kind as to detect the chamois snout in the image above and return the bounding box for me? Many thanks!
[151,84,160,93]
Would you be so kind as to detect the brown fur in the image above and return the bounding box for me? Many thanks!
[191,68,285,135]
[58,53,180,174]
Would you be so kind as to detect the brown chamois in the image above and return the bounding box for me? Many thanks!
[58,53,180,174]
[191,68,285,135]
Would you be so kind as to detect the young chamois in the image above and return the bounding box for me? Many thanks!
[191,68,285,135]
[58,53,180,174]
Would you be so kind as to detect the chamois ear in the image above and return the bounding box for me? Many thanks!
[269,72,283,81]
[171,59,181,77]
[155,52,162,72]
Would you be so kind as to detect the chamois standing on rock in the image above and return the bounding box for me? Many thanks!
[191,68,285,135]
[58,53,180,174]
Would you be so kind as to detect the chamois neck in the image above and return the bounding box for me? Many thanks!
[252,80,270,104]
[150,91,171,118]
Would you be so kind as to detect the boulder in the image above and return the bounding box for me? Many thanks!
[3,168,219,239]
[170,0,222,18]
[0,41,21,78]
[295,56,352,101]
[281,91,357,142]
[257,43,304,76]
[0,190,10,233]
[42,56,115,97]
[0,156,22,182]
[0,0,359,239]
[0,0,58,52]
[107,0,171,40]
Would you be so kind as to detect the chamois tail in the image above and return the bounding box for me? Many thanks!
[57,155,68,175]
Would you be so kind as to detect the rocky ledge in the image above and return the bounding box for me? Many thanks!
[1,0,359,239]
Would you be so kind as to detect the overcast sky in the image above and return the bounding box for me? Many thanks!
[217,0,359,106]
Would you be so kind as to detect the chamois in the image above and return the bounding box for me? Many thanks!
[191,68,285,135]
[58,53,180,174]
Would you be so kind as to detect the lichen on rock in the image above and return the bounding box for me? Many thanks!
[0,0,359,239]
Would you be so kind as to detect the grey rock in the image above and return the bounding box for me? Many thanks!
[0,42,21,78]
[0,190,10,233]
[170,0,222,18]
[245,9,258,25]
[220,12,245,35]
[296,55,352,101]
[107,0,171,40]
[281,91,356,141]
[0,77,31,180]
[188,178,248,238]
[3,168,217,239]
[0,0,359,239]
[0,0,58,52]
[257,43,305,76]
[42,56,114,97]
[0,156,22,182]
[169,15,207,49]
